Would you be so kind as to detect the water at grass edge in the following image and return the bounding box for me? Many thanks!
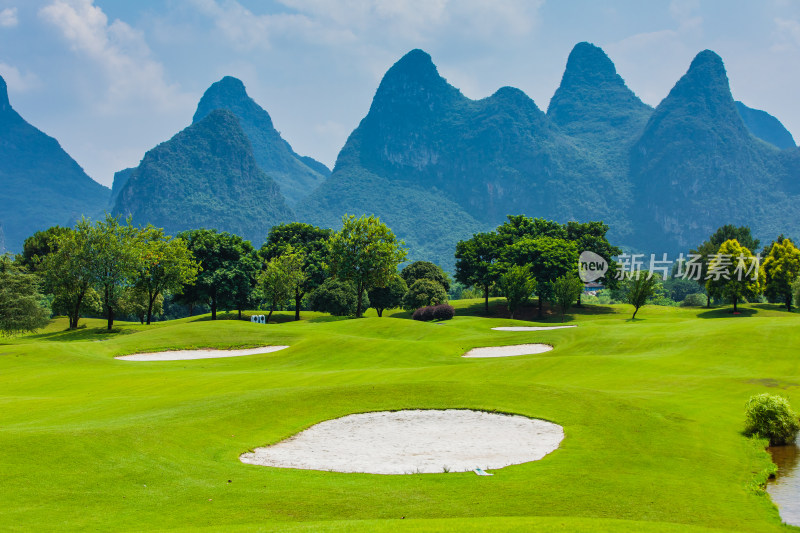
[768,435,800,527]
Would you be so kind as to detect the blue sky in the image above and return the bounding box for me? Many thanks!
[1,0,800,187]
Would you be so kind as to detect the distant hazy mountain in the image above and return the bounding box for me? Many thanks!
[0,74,109,253]
[112,109,293,243]
[298,49,629,268]
[735,101,796,150]
[192,76,329,206]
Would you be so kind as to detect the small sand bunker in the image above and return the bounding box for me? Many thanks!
[115,346,288,361]
[492,325,576,331]
[240,410,563,474]
[462,344,553,358]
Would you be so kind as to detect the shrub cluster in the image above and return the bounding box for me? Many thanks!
[412,304,455,321]
[744,393,800,446]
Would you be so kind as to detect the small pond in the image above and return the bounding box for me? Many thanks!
[768,435,800,527]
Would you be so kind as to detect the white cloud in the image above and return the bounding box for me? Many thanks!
[38,0,191,114]
[0,7,18,28]
[189,0,541,51]
[0,62,41,93]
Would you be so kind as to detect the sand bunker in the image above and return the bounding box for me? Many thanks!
[115,346,288,361]
[462,344,553,358]
[492,325,576,331]
[240,409,563,474]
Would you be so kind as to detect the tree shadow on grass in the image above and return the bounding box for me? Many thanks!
[188,312,299,324]
[21,326,136,342]
[696,307,758,319]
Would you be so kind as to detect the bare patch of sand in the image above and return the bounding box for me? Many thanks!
[115,346,288,361]
[492,325,576,331]
[462,344,553,358]
[240,409,563,474]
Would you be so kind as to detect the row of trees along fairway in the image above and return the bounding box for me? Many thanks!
[690,225,800,313]
[20,215,201,330]
[259,216,407,320]
[455,216,620,318]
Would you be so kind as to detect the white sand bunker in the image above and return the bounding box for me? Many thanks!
[115,346,288,361]
[463,344,553,358]
[492,325,576,331]
[240,410,563,474]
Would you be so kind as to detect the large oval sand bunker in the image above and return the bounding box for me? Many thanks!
[463,344,553,358]
[240,409,563,474]
[115,346,288,361]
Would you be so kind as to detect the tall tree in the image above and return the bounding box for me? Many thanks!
[17,226,71,272]
[454,231,502,313]
[178,229,259,320]
[762,238,800,311]
[625,273,659,319]
[133,227,200,324]
[259,222,331,320]
[368,275,407,317]
[501,236,579,318]
[705,239,764,313]
[400,261,450,292]
[258,247,306,323]
[41,225,94,329]
[565,220,622,303]
[498,264,538,320]
[553,274,584,322]
[327,215,407,318]
[86,215,142,330]
[692,225,761,308]
[0,255,50,336]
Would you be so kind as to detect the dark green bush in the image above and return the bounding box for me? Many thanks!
[744,393,800,446]
[681,293,707,307]
[402,278,448,310]
[309,279,369,317]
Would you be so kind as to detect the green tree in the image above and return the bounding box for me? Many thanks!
[402,278,448,311]
[41,225,95,329]
[119,286,164,324]
[762,238,800,311]
[309,279,369,317]
[400,261,450,292]
[497,216,567,241]
[327,215,407,318]
[624,273,658,319]
[692,225,760,308]
[178,229,258,320]
[85,215,143,330]
[566,220,622,300]
[0,255,50,336]
[501,236,579,318]
[498,264,537,320]
[17,226,71,272]
[552,274,584,322]
[705,239,764,314]
[454,231,502,313]
[368,275,407,317]
[744,393,800,446]
[259,247,306,323]
[133,227,200,324]
[260,223,332,321]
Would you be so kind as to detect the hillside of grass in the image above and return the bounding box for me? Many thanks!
[1,302,798,531]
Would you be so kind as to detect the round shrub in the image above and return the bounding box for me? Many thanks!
[309,279,369,317]
[432,304,455,321]
[681,293,707,307]
[744,393,800,446]
[412,306,436,321]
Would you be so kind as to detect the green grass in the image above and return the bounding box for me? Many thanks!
[1,301,799,531]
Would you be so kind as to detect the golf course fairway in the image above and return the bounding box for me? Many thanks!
[1,300,798,532]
